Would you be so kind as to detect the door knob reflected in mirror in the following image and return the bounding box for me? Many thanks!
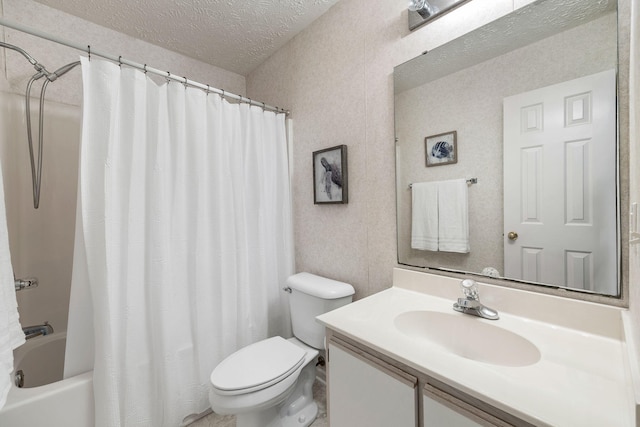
[507,231,518,241]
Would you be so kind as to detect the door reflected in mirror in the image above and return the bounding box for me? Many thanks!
[394,0,622,297]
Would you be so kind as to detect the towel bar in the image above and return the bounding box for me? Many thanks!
[409,178,477,188]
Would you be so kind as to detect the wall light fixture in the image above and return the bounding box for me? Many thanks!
[408,0,473,31]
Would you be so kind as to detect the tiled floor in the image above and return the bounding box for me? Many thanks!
[188,379,328,427]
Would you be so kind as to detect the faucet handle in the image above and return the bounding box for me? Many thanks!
[460,279,479,299]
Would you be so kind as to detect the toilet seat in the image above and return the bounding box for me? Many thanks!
[210,336,306,396]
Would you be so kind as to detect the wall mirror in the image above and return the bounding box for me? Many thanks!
[394,0,625,298]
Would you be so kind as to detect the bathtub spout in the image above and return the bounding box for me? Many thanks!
[23,322,53,340]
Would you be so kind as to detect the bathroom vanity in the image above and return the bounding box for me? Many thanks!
[316,268,637,426]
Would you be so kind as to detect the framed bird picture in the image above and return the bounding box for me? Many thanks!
[313,145,348,204]
[425,131,457,167]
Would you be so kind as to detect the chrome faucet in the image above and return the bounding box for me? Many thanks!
[22,321,54,340]
[14,276,38,292]
[452,279,499,320]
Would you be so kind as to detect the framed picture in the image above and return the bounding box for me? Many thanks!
[313,145,348,204]
[425,131,457,167]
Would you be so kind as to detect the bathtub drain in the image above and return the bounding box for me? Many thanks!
[14,369,24,388]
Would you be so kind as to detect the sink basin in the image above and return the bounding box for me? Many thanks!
[394,311,541,367]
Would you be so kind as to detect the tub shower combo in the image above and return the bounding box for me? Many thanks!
[0,40,89,426]
[0,14,294,427]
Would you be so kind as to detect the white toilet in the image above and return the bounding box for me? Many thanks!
[209,272,354,427]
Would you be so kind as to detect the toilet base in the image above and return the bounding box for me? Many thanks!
[281,401,318,427]
[235,361,318,427]
[279,361,318,427]
[236,402,317,427]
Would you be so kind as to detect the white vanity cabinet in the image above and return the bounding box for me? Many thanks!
[317,271,635,427]
[423,384,509,427]
[327,338,418,427]
[327,333,521,427]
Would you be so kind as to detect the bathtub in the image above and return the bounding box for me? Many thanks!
[0,332,94,427]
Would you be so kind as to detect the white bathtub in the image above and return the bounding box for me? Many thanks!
[0,332,94,427]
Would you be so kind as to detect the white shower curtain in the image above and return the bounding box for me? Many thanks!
[76,57,294,426]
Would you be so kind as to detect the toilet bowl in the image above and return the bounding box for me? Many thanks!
[209,272,354,427]
[210,337,318,427]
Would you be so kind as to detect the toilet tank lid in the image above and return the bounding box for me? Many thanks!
[286,272,355,299]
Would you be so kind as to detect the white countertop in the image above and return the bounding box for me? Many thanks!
[317,268,635,427]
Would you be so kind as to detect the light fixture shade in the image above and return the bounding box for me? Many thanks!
[408,0,437,19]
[408,0,473,31]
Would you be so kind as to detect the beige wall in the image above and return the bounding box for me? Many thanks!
[246,0,548,299]
[0,0,245,332]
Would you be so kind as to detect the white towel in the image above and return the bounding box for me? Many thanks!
[411,182,439,251]
[438,179,470,253]
[0,161,24,410]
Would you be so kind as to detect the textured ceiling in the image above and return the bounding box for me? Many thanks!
[31,0,339,76]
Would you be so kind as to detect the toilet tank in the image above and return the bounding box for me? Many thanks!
[286,273,355,349]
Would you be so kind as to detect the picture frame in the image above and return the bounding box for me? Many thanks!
[425,131,457,167]
[313,144,348,204]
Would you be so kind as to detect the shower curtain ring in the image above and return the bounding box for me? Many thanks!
[143,64,147,74]
[87,45,91,61]
[166,71,170,84]
[183,76,188,89]
[221,89,225,100]
[206,84,210,95]
[118,56,122,67]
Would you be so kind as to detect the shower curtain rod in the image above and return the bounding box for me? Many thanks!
[0,17,290,115]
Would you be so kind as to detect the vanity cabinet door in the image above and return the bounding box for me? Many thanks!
[328,339,418,427]
[423,384,508,427]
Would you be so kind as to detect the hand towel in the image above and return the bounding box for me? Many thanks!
[0,162,25,410]
[438,179,470,253]
[411,182,439,251]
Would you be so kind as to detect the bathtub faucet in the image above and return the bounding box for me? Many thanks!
[14,276,38,291]
[22,321,53,340]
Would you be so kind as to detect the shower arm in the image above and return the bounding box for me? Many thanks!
[0,41,49,74]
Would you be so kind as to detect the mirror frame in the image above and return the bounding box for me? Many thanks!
[394,0,630,307]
